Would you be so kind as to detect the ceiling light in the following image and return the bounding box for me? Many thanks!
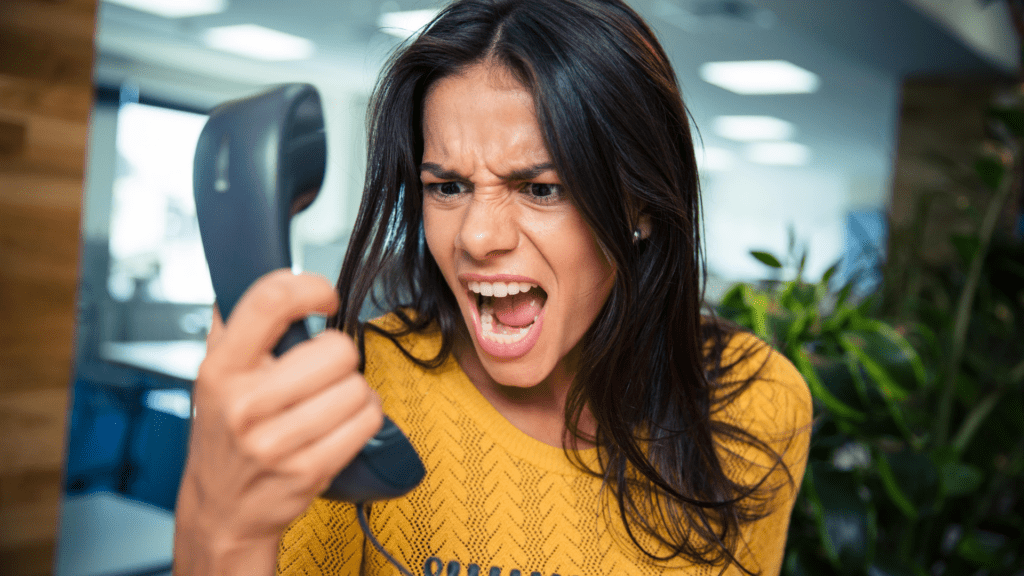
[104,0,227,18]
[746,142,811,166]
[699,60,820,95]
[202,25,315,61]
[379,8,440,38]
[697,147,736,172]
[713,116,795,141]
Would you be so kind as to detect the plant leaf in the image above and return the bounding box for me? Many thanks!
[751,250,784,268]
[939,462,984,498]
[718,284,747,311]
[839,336,915,444]
[839,335,910,402]
[741,285,772,341]
[950,234,981,266]
[855,320,928,387]
[836,283,854,307]
[874,451,918,519]
[955,530,1007,568]
[821,262,839,286]
[790,347,866,422]
[975,156,1005,192]
[785,308,811,349]
[805,462,872,570]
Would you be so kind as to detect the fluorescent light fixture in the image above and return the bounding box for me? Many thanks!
[699,60,820,95]
[379,8,440,38]
[745,141,811,166]
[713,115,795,141]
[104,0,226,18]
[696,147,736,172]
[203,25,315,61]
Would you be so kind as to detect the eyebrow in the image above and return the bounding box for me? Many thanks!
[420,162,556,182]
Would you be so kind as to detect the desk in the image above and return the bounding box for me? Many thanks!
[99,341,206,382]
[55,491,174,576]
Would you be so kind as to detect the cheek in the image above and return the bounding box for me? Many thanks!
[569,231,616,317]
[422,205,453,270]
[545,216,614,286]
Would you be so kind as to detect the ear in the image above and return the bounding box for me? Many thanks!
[637,213,652,240]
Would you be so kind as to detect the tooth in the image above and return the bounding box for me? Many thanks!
[493,283,508,298]
[520,282,532,293]
[507,283,520,295]
[480,283,493,296]
[469,281,479,293]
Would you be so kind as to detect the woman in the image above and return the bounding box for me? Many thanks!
[173,0,812,574]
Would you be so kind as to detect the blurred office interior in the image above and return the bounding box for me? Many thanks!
[11,0,1015,574]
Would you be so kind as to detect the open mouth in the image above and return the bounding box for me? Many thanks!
[468,280,547,346]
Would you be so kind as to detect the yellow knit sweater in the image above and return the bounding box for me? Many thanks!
[277,319,811,576]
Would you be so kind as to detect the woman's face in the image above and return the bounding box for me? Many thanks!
[421,63,615,388]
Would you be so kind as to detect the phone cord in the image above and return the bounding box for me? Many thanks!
[356,501,415,576]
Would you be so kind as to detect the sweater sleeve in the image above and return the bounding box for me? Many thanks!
[714,333,813,576]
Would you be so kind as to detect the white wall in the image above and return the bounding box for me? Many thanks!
[702,167,847,281]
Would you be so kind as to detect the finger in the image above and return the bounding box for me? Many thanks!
[232,330,361,425]
[243,373,377,467]
[214,270,339,371]
[281,395,384,494]
[206,303,227,355]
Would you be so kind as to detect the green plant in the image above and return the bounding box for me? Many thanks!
[717,91,1023,574]
[719,249,929,575]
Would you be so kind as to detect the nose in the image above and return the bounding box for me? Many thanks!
[456,194,518,261]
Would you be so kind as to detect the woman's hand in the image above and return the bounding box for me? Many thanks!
[173,270,383,576]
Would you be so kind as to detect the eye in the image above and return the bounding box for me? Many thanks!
[425,181,465,198]
[523,183,562,202]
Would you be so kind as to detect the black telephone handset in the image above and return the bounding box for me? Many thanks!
[193,83,425,503]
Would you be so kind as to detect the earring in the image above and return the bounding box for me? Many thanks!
[633,228,642,243]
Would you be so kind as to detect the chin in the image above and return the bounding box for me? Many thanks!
[474,350,558,388]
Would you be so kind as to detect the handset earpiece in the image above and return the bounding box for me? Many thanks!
[193,83,425,502]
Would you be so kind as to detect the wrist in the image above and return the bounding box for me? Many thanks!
[173,480,281,576]
[174,533,280,576]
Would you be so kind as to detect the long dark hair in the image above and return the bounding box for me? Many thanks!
[329,0,788,570]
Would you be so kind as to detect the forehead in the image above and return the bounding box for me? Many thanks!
[421,63,551,168]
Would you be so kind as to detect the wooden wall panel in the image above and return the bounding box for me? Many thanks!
[883,75,1014,312]
[0,0,98,574]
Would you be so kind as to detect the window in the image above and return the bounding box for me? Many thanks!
[107,102,213,305]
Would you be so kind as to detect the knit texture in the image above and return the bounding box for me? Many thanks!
[277,318,812,576]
